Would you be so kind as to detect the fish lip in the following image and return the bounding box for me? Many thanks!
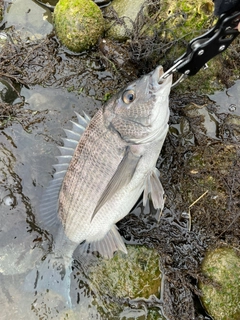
[150,66,164,91]
[157,66,164,78]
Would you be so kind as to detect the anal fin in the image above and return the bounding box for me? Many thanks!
[78,225,127,259]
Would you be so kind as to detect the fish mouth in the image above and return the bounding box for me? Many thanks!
[150,65,171,92]
[157,66,164,79]
[150,66,164,90]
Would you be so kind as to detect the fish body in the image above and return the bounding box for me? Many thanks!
[41,66,172,258]
[29,66,172,301]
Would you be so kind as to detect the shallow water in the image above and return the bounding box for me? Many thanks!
[209,80,240,116]
[0,85,100,318]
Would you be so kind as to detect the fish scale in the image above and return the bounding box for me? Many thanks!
[59,109,126,242]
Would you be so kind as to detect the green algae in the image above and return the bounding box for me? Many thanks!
[200,247,240,320]
[137,0,238,95]
[156,0,224,95]
[0,1,3,22]
[54,0,104,52]
[89,245,161,300]
[183,143,237,205]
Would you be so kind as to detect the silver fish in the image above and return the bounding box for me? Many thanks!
[26,66,172,300]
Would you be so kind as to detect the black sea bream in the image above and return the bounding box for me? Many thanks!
[27,66,172,300]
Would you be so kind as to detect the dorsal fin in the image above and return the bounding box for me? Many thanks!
[38,112,91,229]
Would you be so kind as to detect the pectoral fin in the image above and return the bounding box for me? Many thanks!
[143,168,165,210]
[91,147,141,221]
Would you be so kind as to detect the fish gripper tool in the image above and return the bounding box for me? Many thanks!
[159,10,240,88]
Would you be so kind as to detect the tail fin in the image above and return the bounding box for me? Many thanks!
[24,254,72,306]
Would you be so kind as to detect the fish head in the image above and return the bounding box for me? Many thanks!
[103,66,172,143]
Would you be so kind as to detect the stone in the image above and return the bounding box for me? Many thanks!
[54,0,104,52]
[89,245,161,299]
[105,0,147,41]
[200,247,240,320]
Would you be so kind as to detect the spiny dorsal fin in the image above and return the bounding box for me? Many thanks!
[38,112,91,229]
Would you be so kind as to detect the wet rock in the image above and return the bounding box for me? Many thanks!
[0,142,43,276]
[94,0,112,7]
[34,0,58,11]
[4,0,53,41]
[0,0,3,22]
[105,0,147,41]
[119,306,166,319]
[223,114,240,141]
[89,245,161,299]
[98,38,138,80]
[182,103,220,141]
[54,0,104,53]
[0,32,8,52]
[0,79,20,104]
[169,117,195,147]
[200,247,240,320]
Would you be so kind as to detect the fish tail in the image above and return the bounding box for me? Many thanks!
[79,225,127,259]
[24,254,72,306]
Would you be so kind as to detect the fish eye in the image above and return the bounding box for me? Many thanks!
[122,89,136,104]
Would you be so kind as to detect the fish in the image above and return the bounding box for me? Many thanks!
[25,65,172,302]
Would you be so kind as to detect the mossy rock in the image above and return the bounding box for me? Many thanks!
[54,0,104,53]
[0,0,3,22]
[161,0,214,32]
[181,143,238,208]
[200,247,240,320]
[90,245,161,299]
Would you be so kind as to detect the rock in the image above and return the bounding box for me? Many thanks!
[120,307,166,319]
[224,114,240,141]
[0,79,20,104]
[0,0,3,22]
[182,103,219,141]
[200,247,240,320]
[94,0,112,7]
[0,33,8,52]
[89,245,161,299]
[105,0,147,41]
[54,0,104,53]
